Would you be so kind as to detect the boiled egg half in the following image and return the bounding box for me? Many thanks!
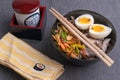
[89,24,112,39]
[75,14,94,30]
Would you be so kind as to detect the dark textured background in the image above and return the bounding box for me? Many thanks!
[0,0,120,80]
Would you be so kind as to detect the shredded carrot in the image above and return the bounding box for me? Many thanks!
[60,43,66,50]
[70,53,78,59]
[81,49,87,59]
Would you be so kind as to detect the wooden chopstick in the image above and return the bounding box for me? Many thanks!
[49,7,114,67]
[50,7,114,64]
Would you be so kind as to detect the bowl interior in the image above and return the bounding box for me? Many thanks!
[51,10,116,63]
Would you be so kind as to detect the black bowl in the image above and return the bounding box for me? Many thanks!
[51,10,116,66]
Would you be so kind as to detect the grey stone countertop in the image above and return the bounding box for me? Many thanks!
[0,0,120,80]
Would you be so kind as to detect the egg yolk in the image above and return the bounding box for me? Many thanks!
[92,25,104,32]
[78,17,90,24]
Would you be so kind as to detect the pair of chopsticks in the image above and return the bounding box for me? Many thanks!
[49,7,114,67]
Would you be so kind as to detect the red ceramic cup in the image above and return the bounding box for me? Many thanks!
[12,0,40,27]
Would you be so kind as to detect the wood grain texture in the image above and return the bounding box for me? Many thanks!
[0,0,120,80]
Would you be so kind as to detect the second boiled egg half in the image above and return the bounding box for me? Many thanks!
[75,14,94,30]
[89,24,112,39]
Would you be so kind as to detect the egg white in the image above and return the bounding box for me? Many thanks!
[89,24,112,39]
[75,14,94,30]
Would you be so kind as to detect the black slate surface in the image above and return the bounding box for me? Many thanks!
[0,0,120,80]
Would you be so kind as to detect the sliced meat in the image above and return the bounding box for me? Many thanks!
[101,38,111,52]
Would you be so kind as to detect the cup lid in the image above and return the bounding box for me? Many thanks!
[12,0,40,14]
